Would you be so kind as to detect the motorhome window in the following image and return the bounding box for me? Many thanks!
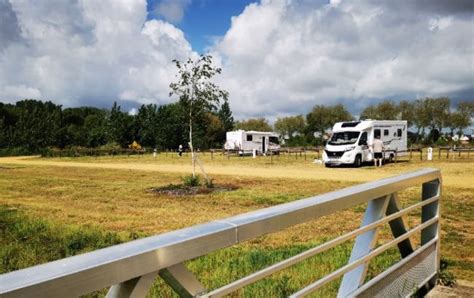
[358,132,368,145]
[329,131,360,145]
[341,122,360,127]
[269,136,279,144]
[246,135,253,141]
[374,129,381,138]
[384,129,389,136]
[397,129,402,137]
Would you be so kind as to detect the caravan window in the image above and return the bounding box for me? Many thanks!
[397,129,402,137]
[269,136,279,144]
[246,134,253,141]
[384,129,389,136]
[374,129,381,139]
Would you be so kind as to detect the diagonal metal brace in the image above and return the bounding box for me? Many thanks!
[106,271,158,298]
[159,263,207,297]
[338,195,390,297]
[385,194,414,258]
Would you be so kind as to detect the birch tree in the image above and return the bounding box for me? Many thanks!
[169,55,228,178]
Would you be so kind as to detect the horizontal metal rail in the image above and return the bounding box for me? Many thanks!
[201,195,440,297]
[290,218,439,297]
[0,168,441,297]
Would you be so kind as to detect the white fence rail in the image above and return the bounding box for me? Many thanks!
[0,168,441,297]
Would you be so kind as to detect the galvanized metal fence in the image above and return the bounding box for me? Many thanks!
[0,168,441,297]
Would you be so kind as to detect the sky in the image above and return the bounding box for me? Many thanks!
[0,0,473,120]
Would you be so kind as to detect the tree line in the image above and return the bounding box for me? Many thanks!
[237,98,473,146]
[0,99,234,155]
[0,97,472,155]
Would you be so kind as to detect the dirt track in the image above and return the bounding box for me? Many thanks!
[1,156,471,189]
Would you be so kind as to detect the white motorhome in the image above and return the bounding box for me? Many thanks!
[323,120,408,167]
[225,130,280,155]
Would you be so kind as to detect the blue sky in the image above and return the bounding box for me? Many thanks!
[147,0,256,53]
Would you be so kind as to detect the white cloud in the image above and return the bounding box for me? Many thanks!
[0,0,194,108]
[0,0,472,119]
[212,0,474,119]
[153,0,191,24]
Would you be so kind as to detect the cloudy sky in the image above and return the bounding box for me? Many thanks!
[0,0,473,119]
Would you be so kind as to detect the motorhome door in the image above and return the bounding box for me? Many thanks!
[262,137,266,153]
[359,131,370,161]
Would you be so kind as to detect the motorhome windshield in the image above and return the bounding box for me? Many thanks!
[329,131,360,145]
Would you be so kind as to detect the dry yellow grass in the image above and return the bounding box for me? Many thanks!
[1,154,472,189]
[0,154,473,281]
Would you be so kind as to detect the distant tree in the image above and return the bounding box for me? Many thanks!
[446,101,472,136]
[136,104,159,147]
[360,100,399,120]
[458,101,474,118]
[412,99,431,141]
[107,102,135,147]
[359,106,377,120]
[13,100,62,151]
[204,113,226,148]
[398,100,415,128]
[0,103,16,148]
[155,103,186,150]
[83,112,108,147]
[446,112,467,136]
[274,115,306,140]
[169,55,228,178]
[307,104,352,136]
[218,99,234,132]
[234,118,272,131]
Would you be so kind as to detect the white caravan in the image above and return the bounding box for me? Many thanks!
[225,130,280,155]
[323,120,408,167]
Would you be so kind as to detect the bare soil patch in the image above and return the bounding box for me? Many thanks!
[148,184,238,196]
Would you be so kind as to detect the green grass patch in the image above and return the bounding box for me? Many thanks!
[0,206,127,274]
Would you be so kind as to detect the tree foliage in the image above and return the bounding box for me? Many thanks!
[274,115,305,140]
[360,100,399,120]
[234,118,272,131]
[306,104,353,136]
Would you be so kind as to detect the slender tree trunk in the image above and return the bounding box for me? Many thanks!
[189,107,195,178]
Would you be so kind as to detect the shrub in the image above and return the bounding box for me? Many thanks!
[438,258,457,287]
[181,174,201,187]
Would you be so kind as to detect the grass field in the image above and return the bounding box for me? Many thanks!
[0,153,473,297]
